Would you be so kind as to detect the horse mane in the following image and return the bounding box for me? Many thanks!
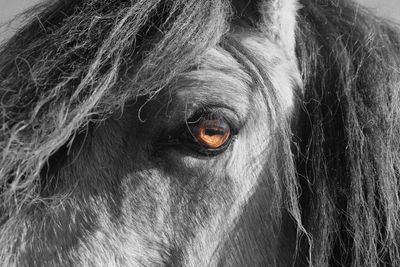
[296,1,400,265]
[0,0,400,266]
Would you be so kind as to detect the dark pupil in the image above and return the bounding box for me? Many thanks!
[204,128,224,136]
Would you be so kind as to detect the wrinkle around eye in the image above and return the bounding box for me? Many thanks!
[156,103,244,138]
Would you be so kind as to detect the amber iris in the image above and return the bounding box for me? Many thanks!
[192,118,231,149]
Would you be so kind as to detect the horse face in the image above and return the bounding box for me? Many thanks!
[38,37,299,266]
[8,1,301,266]
[5,0,400,266]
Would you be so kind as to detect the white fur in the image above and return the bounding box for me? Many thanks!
[241,35,302,112]
[259,0,300,55]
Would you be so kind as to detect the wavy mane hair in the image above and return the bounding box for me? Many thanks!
[1,0,400,266]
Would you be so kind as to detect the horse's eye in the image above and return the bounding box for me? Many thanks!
[180,115,235,156]
[162,113,236,156]
[190,118,231,149]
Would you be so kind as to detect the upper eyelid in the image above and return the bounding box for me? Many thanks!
[158,109,238,143]
[183,106,242,130]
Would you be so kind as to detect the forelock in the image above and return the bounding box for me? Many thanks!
[0,0,231,214]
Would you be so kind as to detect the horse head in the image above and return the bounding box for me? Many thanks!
[1,0,400,266]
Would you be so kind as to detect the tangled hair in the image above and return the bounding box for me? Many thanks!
[0,0,230,210]
[0,0,400,266]
[296,1,400,266]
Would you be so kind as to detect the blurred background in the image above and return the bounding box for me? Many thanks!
[359,0,400,20]
[0,0,399,42]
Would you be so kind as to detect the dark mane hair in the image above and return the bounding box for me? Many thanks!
[0,0,400,265]
[296,1,400,265]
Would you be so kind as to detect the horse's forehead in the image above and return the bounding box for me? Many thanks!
[199,35,298,112]
[239,35,300,110]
